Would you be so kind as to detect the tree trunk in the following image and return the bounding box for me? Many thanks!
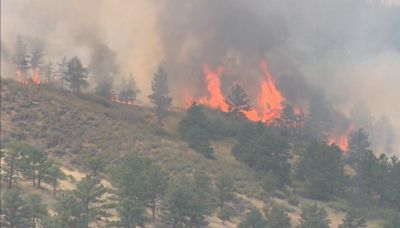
[152,198,156,220]
[53,181,57,198]
[32,168,36,186]
[8,163,14,188]
[37,173,41,188]
[157,108,163,126]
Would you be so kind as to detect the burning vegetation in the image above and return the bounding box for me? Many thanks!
[1,1,400,226]
[10,48,382,153]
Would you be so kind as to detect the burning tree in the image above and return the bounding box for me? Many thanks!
[30,40,45,69]
[148,66,172,125]
[14,36,29,83]
[226,84,252,118]
[90,43,119,98]
[118,73,140,104]
[65,56,89,94]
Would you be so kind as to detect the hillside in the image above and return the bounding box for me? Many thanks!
[1,80,265,226]
[0,80,391,227]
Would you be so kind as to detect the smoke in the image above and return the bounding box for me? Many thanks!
[1,0,400,153]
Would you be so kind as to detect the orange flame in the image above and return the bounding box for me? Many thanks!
[189,65,229,112]
[244,58,285,123]
[110,92,134,105]
[293,106,302,116]
[32,67,40,85]
[185,58,290,124]
[16,69,28,85]
[327,125,354,151]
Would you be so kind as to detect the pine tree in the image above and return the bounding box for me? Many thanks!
[217,206,234,225]
[72,175,109,227]
[44,62,53,83]
[298,204,331,228]
[89,43,118,98]
[109,155,167,221]
[164,172,215,227]
[351,149,380,204]
[185,125,215,158]
[178,102,207,134]
[339,209,366,228]
[95,77,113,98]
[296,143,347,200]
[66,56,89,94]
[383,213,400,228]
[148,66,172,125]
[30,40,45,69]
[56,57,68,88]
[232,129,291,186]
[142,164,167,220]
[216,174,235,210]
[348,128,370,162]
[238,209,267,228]
[277,103,305,129]
[226,84,252,118]
[19,145,51,188]
[116,197,146,228]
[53,192,86,228]
[0,188,33,228]
[2,141,26,188]
[26,194,48,226]
[265,205,292,228]
[14,35,29,72]
[179,103,215,158]
[44,163,66,198]
[118,73,139,103]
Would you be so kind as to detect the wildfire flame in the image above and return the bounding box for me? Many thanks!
[293,106,302,116]
[327,124,354,151]
[243,58,285,123]
[16,69,28,85]
[32,67,41,85]
[185,58,289,124]
[198,65,229,111]
[110,92,134,105]
[184,65,229,112]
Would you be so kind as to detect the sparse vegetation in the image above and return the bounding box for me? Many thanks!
[1,79,400,227]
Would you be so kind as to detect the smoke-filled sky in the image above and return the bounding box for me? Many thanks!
[1,0,400,152]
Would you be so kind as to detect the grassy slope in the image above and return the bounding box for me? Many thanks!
[0,80,385,227]
[0,80,265,226]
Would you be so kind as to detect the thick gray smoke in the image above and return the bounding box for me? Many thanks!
[1,0,400,153]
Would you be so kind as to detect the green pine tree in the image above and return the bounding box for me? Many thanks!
[14,35,29,72]
[0,188,33,228]
[265,205,292,228]
[338,209,366,228]
[215,174,235,210]
[296,143,347,200]
[44,163,66,198]
[2,141,27,188]
[148,66,172,125]
[53,192,86,228]
[66,56,89,94]
[72,175,109,227]
[298,204,331,228]
[238,209,267,228]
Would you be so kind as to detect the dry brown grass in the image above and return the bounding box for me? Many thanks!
[1,80,386,227]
